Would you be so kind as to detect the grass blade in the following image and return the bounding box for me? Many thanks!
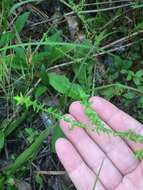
[5,125,52,175]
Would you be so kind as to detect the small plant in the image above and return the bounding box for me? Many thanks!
[25,127,39,144]
[121,69,143,86]
[14,94,143,160]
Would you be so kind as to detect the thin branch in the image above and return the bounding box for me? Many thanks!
[92,64,96,97]
[25,37,143,96]
[34,170,66,175]
[94,41,138,57]
[101,30,143,50]
[65,3,136,16]
[83,0,135,7]
[92,159,105,190]
[100,14,121,30]
[94,83,143,95]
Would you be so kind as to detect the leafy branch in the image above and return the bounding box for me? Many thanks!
[14,94,143,160]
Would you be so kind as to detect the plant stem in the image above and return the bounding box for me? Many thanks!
[94,83,143,95]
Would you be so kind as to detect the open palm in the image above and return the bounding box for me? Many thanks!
[56,97,143,190]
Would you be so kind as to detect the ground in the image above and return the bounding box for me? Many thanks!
[0,0,143,189]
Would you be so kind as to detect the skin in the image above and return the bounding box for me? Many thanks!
[55,96,143,190]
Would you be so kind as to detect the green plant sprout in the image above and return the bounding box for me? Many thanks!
[14,94,143,160]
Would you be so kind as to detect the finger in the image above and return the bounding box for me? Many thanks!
[60,115,122,189]
[69,101,139,175]
[55,138,105,190]
[89,96,143,151]
[115,161,143,190]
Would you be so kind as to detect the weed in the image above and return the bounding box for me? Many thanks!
[0,0,143,189]
[13,94,143,158]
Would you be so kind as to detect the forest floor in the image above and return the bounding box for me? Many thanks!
[0,0,143,189]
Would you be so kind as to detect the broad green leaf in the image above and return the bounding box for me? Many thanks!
[48,73,87,99]
[133,78,141,85]
[12,47,27,70]
[40,70,49,86]
[0,32,14,46]
[35,85,47,97]
[14,12,30,33]
[137,97,143,108]
[135,21,143,30]
[127,71,134,81]
[96,86,124,100]
[47,45,73,63]
[113,56,132,70]
[97,87,115,100]
[49,73,70,94]
[69,83,88,99]
[136,70,143,78]
[32,52,49,64]
[123,92,135,100]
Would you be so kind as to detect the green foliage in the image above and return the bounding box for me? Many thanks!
[25,128,39,143]
[0,132,5,150]
[0,12,30,47]
[14,94,143,159]
[0,125,52,188]
[0,0,143,188]
[35,174,44,189]
[14,12,30,33]
[0,32,14,46]
[35,85,47,97]
[4,111,28,137]
[9,0,39,15]
[44,32,74,64]
[48,72,88,100]
[121,69,143,86]
[135,150,143,160]
[51,125,65,152]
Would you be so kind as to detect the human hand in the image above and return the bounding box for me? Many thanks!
[56,97,143,190]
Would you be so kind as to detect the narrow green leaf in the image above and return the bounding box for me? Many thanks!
[5,125,52,175]
[0,132,5,150]
[10,0,39,15]
[14,12,30,33]
[51,126,64,153]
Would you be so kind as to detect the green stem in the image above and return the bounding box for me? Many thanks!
[94,83,143,94]
[0,41,91,52]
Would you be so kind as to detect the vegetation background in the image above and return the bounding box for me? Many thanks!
[0,0,143,189]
